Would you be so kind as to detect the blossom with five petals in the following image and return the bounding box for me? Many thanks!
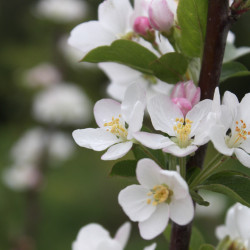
[118,158,194,240]
[134,94,212,157]
[209,91,250,168]
[72,83,146,160]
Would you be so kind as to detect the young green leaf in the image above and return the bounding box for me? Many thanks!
[177,0,208,57]
[220,61,250,83]
[149,52,188,83]
[110,160,137,177]
[199,244,215,250]
[197,172,250,207]
[82,40,157,75]
[190,190,210,206]
[190,227,206,250]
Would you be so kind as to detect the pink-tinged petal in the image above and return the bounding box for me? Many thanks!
[138,203,170,240]
[72,128,120,151]
[68,21,115,55]
[101,141,133,160]
[148,94,183,135]
[163,144,198,157]
[222,91,239,121]
[122,82,146,127]
[210,125,234,156]
[144,243,157,250]
[136,158,167,189]
[72,223,110,250]
[183,81,200,104]
[106,83,127,101]
[118,185,156,222]
[114,222,131,249]
[160,170,189,200]
[133,16,152,36]
[94,99,121,128]
[148,0,174,33]
[171,82,185,99]
[171,97,192,116]
[169,195,194,225]
[234,148,250,168]
[134,131,174,149]
[240,139,250,154]
[98,0,133,34]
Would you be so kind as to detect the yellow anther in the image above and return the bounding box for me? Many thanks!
[147,199,151,204]
[176,118,179,122]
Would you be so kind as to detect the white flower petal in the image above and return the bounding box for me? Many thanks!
[94,99,122,128]
[134,132,174,149]
[215,225,229,240]
[98,0,133,34]
[223,91,239,121]
[101,141,133,160]
[96,239,123,250]
[239,93,250,126]
[114,222,131,249]
[144,242,157,250]
[136,158,166,189]
[68,21,115,55]
[138,204,169,240]
[72,128,119,151]
[240,139,250,154]
[163,144,198,157]
[235,204,250,239]
[210,125,234,156]
[234,148,250,168]
[106,83,127,101]
[148,94,183,135]
[118,185,156,222]
[122,82,146,126]
[169,195,194,225]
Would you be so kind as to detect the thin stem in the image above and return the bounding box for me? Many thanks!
[169,155,177,171]
[179,157,186,179]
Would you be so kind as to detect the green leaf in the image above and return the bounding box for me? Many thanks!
[149,52,188,83]
[197,172,250,207]
[82,40,157,74]
[220,61,250,83]
[199,244,215,250]
[190,227,205,250]
[190,190,210,206]
[110,160,137,177]
[132,144,166,168]
[163,223,171,242]
[177,0,208,57]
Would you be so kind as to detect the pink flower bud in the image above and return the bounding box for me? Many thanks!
[133,16,152,36]
[171,81,201,116]
[148,0,174,33]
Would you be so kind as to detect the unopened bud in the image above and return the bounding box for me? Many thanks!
[148,0,174,33]
[133,16,153,37]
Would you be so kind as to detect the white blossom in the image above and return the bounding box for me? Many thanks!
[118,158,194,239]
[33,83,92,126]
[216,203,250,249]
[73,83,146,160]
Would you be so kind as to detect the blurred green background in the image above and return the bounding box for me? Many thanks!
[0,0,250,249]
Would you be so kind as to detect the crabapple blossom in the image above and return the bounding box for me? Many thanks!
[209,91,250,168]
[118,158,194,239]
[72,83,146,160]
[148,0,175,33]
[134,95,212,157]
[72,222,131,250]
[170,81,201,116]
[33,83,92,126]
[216,203,250,249]
[133,16,153,37]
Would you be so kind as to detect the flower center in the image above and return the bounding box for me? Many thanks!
[104,115,128,140]
[227,120,250,148]
[147,184,173,206]
[173,118,193,148]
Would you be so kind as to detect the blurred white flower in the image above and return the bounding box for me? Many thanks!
[34,0,89,23]
[72,222,131,250]
[216,203,250,249]
[33,83,92,126]
[23,63,61,88]
[196,190,227,218]
[2,164,41,191]
[11,127,75,164]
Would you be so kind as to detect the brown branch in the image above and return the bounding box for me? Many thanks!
[170,1,234,249]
